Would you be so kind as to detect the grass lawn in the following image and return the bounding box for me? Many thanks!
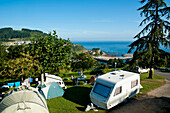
[47,73,165,113]
[47,85,105,113]
[139,73,165,95]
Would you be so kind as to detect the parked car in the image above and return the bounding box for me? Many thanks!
[165,67,170,72]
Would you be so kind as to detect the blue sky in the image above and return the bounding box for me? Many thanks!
[0,0,169,41]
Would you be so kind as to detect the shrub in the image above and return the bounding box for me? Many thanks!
[79,81,85,85]
[58,74,64,78]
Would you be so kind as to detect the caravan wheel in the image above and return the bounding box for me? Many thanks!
[123,98,128,103]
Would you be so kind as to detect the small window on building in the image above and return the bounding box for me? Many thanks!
[114,86,122,96]
[131,80,138,88]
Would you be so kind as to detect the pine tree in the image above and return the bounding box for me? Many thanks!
[128,0,170,78]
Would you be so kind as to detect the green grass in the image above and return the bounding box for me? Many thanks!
[47,73,166,113]
[47,85,105,113]
[0,72,165,112]
[140,73,166,95]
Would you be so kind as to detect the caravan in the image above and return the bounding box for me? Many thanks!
[90,70,142,109]
[44,73,66,89]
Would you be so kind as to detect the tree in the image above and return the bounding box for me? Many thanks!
[0,45,8,64]
[7,45,25,59]
[71,53,97,73]
[28,31,72,85]
[128,0,170,78]
[0,54,41,80]
[0,45,8,73]
[108,58,125,68]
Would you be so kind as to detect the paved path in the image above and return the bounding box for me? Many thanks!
[154,70,170,80]
[147,70,170,97]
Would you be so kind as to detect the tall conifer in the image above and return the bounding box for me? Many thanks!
[129,0,170,78]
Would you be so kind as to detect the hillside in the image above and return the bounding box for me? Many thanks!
[0,27,48,42]
[72,44,88,55]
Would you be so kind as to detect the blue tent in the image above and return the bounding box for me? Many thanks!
[39,82,65,100]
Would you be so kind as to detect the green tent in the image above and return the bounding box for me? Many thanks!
[39,82,65,99]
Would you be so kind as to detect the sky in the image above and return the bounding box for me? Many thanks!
[0,0,170,41]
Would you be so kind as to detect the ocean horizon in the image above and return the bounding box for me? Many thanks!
[73,41,170,56]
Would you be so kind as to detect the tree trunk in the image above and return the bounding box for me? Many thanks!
[148,68,153,79]
[148,56,154,79]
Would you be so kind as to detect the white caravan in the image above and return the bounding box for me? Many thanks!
[138,67,149,74]
[90,70,142,109]
[44,73,66,89]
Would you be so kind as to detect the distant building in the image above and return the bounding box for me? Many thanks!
[7,42,15,46]
[123,53,133,58]
[24,41,31,44]
[14,41,24,45]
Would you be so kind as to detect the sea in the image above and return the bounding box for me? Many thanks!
[73,41,170,57]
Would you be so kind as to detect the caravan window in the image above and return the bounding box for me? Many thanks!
[93,83,111,98]
[131,80,138,88]
[114,86,122,96]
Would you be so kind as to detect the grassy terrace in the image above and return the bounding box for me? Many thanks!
[47,72,166,113]
[140,73,166,95]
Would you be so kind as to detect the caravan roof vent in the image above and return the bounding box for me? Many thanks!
[120,75,125,79]
[110,73,116,75]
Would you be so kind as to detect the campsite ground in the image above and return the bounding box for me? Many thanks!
[47,70,170,113]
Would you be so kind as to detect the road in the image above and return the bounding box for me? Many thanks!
[154,70,170,80]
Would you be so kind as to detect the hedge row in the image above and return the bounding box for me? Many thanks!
[61,69,115,77]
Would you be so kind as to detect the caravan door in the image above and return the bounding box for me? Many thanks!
[108,85,124,109]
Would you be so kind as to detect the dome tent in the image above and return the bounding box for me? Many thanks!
[0,86,49,113]
[39,82,65,99]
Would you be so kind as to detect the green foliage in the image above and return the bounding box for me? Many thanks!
[0,45,8,65]
[100,51,103,55]
[72,44,87,55]
[22,28,48,37]
[71,53,97,72]
[92,48,100,51]
[90,69,113,75]
[7,45,25,59]
[0,54,41,80]
[28,31,72,74]
[108,58,125,68]
[91,48,102,56]
[0,27,48,41]
[58,74,64,78]
[63,72,79,77]
[79,81,85,85]
[101,63,108,69]
[128,0,170,79]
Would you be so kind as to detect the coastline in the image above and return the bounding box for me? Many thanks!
[93,54,133,61]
